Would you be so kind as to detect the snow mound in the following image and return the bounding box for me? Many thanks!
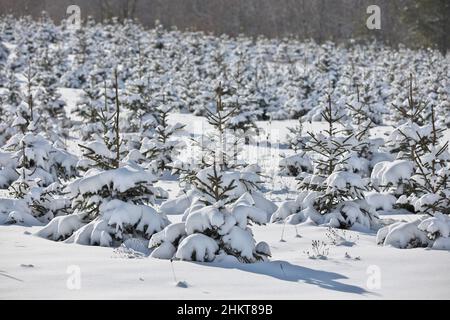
[159,190,197,215]
[377,220,430,249]
[149,222,187,248]
[185,206,224,235]
[175,234,219,262]
[150,241,177,259]
[37,214,85,240]
[69,166,156,196]
[255,241,271,257]
[150,193,270,263]
[41,200,169,247]
[371,160,413,186]
[418,214,450,239]
[222,226,256,261]
[279,154,312,177]
[0,198,40,226]
[271,192,379,230]
[366,192,397,211]
[378,214,450,250]
[100,200,169,239]
[323,200,380,230]
[122,238,149,254]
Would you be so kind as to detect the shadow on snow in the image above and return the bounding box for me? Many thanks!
[196,260,369,295]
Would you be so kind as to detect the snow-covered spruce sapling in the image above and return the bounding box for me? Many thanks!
[23,60,36,124]
[286,119,308,152]
[301,94,354,178]
[139,100,185,173]
[149,85,274,263]
[391,74,428,126]
[219,59,261,144]
[4,130,78,224]
[78,71,124,171]
[300,96,368,211]
[376,214,450,250]
[342,84,388,178]
[38,69,169,246]
[279,119,312,177]
[0,70,25,144]
[72,77,104,140]
[170,83,275,208]
[376,109,450,249]
[201,83,240,170]
[395,106,450,215]
[149,192,271,263]
[0,39,8,64]
[272,95,379,230]
[33,46,70,142]
[373,96,449,212]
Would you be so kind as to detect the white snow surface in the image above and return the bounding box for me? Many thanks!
[371,160,414,186]
[2,219,450,299]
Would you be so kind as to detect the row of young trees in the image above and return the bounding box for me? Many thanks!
[1,14,448,124]
[275,74,450,249]
[0,15,449,259]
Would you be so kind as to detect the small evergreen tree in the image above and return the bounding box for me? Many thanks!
[140,100,185,173]
[149,84,275,263]
[38,69,169,246]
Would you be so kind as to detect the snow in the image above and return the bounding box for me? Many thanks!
[58,200,170,246]
[1,44,449,298]
[418,214,450,239]
[279,154,312,176]
[36,214,85,241]
[2,221,450,299]
[377,220,430,249]
[185,206,224,235]
[371,160,414,186]
[5,210,43,226]
[432,237,450,250]
[222,226,256,260]
[68,166,156,196]
[159,190,196,215]
[150,241,177,259]
[251,191,278,217]
[270,195,304,223]
[389,122,432,144]
[232,203,267,227]
[323,200,380,231]
[121,238,149,255]
[0,198,34,225]
[149,222,187,248]
[99,200,169,238]
[255,241,271,257]
[325,171,366,193]
[175,234,219,262]
[365,192,397,211]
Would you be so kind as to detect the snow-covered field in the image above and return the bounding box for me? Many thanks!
[1,97,450,299]
[1,17,450,300]
[2,213,450,299]
[2,201,450,299]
